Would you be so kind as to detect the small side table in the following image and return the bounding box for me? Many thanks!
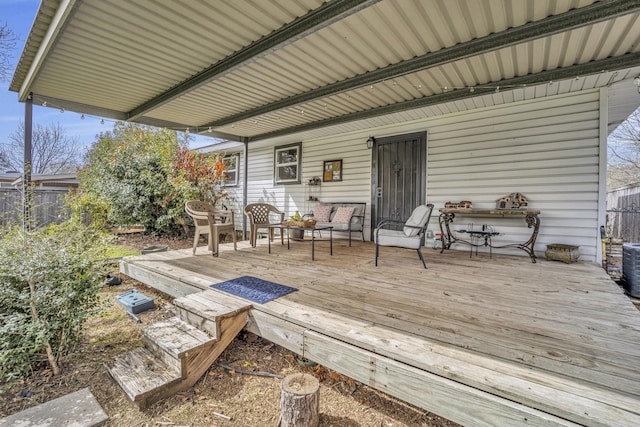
[267,224,333,261]
[458,230,500,258]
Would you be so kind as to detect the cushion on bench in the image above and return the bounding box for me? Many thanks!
[332,206,355,223]
[313,205,333,222]
[311,202,366,245]
[316,222,351,231]
[313,203,365,231]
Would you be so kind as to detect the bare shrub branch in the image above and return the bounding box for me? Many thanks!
[0,122,82,174]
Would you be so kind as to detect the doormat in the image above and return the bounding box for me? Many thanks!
[210,276,297,304]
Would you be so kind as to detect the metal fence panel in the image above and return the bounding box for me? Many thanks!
[0,188,71,228]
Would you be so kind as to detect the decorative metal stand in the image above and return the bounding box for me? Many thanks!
[438,208,541,263]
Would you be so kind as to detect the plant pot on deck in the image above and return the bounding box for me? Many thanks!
[545,244,579,263]
[289,229,305,240]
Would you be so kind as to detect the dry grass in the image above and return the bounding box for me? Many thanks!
[0,234,459,427]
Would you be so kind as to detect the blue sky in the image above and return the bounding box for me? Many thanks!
[0,0,215,158]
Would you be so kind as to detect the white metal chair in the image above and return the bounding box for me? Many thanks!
[244,203,285,247]
[374,204,434,268]
[185,200,237,256]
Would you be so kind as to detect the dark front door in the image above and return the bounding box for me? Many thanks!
[371,132,427,236]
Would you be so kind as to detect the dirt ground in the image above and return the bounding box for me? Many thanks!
[0,233,460,427]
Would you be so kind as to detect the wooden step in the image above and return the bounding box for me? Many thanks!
[142,317,215,373]
[108,347,182,408]
[174,290,252,338]
[110,291,251,409]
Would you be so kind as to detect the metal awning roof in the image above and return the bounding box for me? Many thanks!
[10,0,640,143]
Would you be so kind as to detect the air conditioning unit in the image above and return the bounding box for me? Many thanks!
[623,243,640,298]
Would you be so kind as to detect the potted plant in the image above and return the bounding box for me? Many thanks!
[289,211,305,240]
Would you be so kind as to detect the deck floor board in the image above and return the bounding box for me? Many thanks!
[122,239,640,426]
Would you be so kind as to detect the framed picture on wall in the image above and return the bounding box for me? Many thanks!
[274,142,302,184]
[323,159,342,182]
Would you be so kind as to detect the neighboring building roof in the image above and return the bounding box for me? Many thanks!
[0,172,21,183]
[0,172,78,188]
[609,181,640,193]
[196,140,244,154]
[9,1,640,145]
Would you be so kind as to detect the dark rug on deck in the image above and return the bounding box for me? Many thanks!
[210,276,298,304]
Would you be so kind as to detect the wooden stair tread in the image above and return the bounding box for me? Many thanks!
[198,289,253,312]
[142,317,214,359]
[174,290,252,321]
[108,347,181,403]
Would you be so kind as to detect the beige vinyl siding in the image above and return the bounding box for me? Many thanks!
[246,136,373,240]
[246,142,301,216]
[426,90,601,261]
[241,89,603,262]
[222,151,245,231]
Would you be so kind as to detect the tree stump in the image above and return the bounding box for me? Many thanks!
[280,373,319,427]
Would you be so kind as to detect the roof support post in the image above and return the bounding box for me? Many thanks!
[242,137,249,240]
[597,87,609,267]
[23,92,33,231]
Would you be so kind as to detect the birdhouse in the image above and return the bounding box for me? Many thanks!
[496,196,511,209]
[497,193,529,209]
[510,192,529,208]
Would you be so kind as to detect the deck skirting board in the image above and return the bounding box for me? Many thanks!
[120,259,202,298]
[245,307,578,426]
[249,304,636,427]
[246,310,305,355]
[302,329,580,427]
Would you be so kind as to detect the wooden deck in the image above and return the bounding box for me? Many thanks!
[120,237,640,427]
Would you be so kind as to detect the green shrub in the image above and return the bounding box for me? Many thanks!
[79,122,231,238]
[64,190,111,231]
[0,221,110,380]
[79,122,183,236]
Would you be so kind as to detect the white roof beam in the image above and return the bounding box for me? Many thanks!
[17,0,79,101]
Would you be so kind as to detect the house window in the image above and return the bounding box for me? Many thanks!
[224,154,239,186]
[274,143,301,184]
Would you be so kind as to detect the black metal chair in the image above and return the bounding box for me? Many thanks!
[374,204,434,268]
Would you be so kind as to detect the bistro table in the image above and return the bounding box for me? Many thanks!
[457,228,501,258]
[268,224,333,261]
[438,208,541,263]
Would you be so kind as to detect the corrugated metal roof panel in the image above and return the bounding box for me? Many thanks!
[10,0,640,143]
[25,0,328,109]
[9,0,62,94]
[152,4,636,134]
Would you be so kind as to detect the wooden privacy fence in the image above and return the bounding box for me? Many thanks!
[607,183,640,242]
[0,188,71,228]
[607,209,640,243]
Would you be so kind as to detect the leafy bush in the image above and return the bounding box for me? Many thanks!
[79,122,231,237]
[165,146,231,235]
[0,221,110,380]
[64,190,111,230]
[79,122,179,236]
